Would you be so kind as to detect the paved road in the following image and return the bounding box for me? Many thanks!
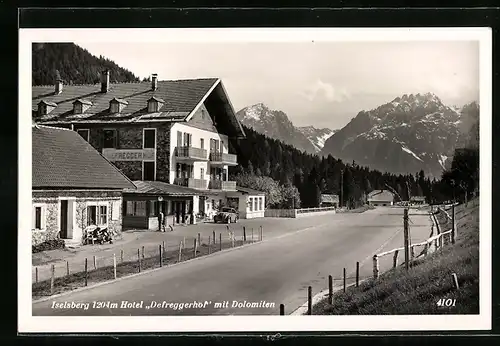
[32,207,432,316]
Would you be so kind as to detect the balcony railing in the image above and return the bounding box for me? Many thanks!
[175,146,208,161]
[209,152,238,166]
[209,180,237,191]
[174,177,207,189]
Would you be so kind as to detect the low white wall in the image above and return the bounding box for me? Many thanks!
[265,207,337,218]
[264,209,297,218]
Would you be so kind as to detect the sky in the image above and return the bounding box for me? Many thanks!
[74,40,479,130]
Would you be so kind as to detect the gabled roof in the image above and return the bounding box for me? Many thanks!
[367,190,394,202]
[38,100,57,107]
[32,78,246,139]
[148,96,165,103]
[236,186,266,196]
[32,125,135,190]
[124,180,214,196]
[110,97,128,105]
[73,98,93,105]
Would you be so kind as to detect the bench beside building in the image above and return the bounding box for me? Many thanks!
[32,72,266,228]
[32,125,135,247]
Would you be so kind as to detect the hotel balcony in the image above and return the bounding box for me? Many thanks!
[174,177,207,189]
[209,152,238,166]
[175,146,208,162]
[209,180,237,191]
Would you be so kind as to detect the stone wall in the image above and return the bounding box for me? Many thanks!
[32,189,124,246]
[156,123,171,182]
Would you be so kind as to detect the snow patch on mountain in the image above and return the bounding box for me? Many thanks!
[401,146,423,162]
[438,154,448,169]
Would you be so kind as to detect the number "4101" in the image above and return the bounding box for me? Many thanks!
[436,298,456,307]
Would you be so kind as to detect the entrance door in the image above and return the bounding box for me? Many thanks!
[60,200,68,239]
[198,197,205,216]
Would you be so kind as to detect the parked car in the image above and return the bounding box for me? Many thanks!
[214,207,239,224]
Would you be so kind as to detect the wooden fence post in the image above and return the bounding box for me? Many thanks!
[280,304,285,315]
[219,233,222,251]
[213,231,216,245]
[194,238,198,257]
[50,264,55,295]
[138,248,141,273]
[84,258,88,286]
[208,236,211,254]
[113,253,117,279]
[66,260,70,276]
[328,275,333,304]
[373,255,379,279]
[159,244,163,267]
[162,240,166,258]
[178,241,182,262]
[356,261,360,287]
[198,233,201,247]
[251,228,254,242]
[142,246,145,259]
[393,250,399,269]
[404,208,410,271]
[343,268,346,292]
[452,204,457,242]
[307,286,312,315]
[231,232,235,248]
[243,227,247,242]
[260,226,263,241]
[35,267,38,284]
[452,273,460,290]
[120,249,124,263]
[93,255,97,270]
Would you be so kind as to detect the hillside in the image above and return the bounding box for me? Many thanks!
[320,93,480,178]
[236,103,318,154]
[32,43,140,85]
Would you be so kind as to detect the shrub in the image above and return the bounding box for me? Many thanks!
[32,239,65,253]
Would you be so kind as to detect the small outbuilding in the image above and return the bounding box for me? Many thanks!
[225,187,266,219]
[367,190,395,207]
[320,194,339,208]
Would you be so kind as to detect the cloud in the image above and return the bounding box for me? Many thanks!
[299,79,350,103]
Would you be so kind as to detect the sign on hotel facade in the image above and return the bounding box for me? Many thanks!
[102,148,156,162]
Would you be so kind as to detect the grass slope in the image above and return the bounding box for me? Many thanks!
[313,199,479,314]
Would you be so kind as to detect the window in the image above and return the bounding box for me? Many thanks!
[143,161,155,181]
[126,201,147,216]
[148,100,159,113]
[254,198,258,211]
[74,103,83,114]
[149,201,158,217]
[103,129,117,148]
[221,140,224,153]
[259,197,263,211]
[77,129,89,142]
[32,205,44,230]
[200,168,204,179]
[183,132,192,147]
[143,129,156,149]
[212,199,216,210]
[200,138,205,150]
[87,204,107,226]
[177,131,183,147]
[201,109,206,119]
[248,197,253,212]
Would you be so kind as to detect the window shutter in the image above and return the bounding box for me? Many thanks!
[112,200,120,220]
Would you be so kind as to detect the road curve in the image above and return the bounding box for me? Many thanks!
[32,207,432,316]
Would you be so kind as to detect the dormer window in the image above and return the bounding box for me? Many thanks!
[147,96,165,113]
[109,98,128,114]
[73,99,93,115]
[37,100,57,116]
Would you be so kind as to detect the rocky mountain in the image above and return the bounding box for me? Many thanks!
[319,93,479,178]
[236,103,318,153]
[297,126,338,152]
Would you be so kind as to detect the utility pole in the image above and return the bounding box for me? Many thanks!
[340,169,344,208]
[403,208,410,271]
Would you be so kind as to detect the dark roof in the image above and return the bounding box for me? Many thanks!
[149,96,165,103]
[124,180,215,196]
[32,125,135,190]
[38,100,57,107]
[236,186,266,196]
[110,97,128,105]
[410,196,426,201]
[73,99,93,105]
[32,78,246,139]
[32,78,218,122]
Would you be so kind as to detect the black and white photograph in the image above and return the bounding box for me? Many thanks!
[19,27,491,333]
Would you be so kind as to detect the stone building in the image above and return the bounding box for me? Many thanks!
[32,72,264,226]
[32,125,135,246]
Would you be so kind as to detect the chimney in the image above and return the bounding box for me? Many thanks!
[54,70,63,94]
[151,74,158,90]
[55,78,63,94]
[101,69,110,93]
